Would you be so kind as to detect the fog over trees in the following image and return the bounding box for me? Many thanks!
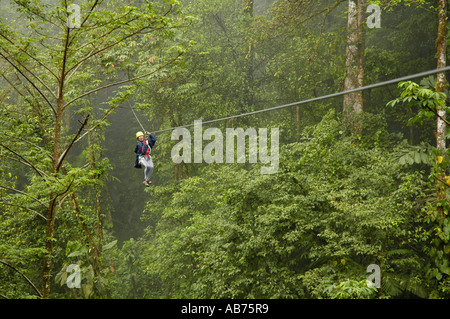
[0,0,449,300]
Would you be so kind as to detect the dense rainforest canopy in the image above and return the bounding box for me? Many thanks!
[0,0,449,300]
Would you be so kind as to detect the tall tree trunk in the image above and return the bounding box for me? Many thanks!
[42,97,63,298]
[244,0,254,15]
[243,0,255,120]
[42,25,70,298]
[436,0,447,218]
[343,0,364,133]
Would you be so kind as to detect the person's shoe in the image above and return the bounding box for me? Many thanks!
[143,180,150,187]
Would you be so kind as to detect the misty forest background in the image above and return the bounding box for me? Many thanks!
[1,0,450,299]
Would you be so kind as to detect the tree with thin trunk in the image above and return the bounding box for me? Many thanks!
[435,0,447,216]
[0,0,189,298]
[343,0,364,133]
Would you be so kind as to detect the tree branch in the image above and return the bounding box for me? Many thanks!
[76,10,135,44]
[64,52,184,109]
[58,27,70,102]
[73,105,117,145]
[67,1,129,50]
[425,104,450,126]
[0,260,43,298]
[12,0,63,31]
[0,142,49,178]
[56,114,90,172]
[0,185,47,209]
[0,154,48,179]
[0,51,56,115]
[65,23,150,77]
[64,47,95,86]
[0,200,47,220]
[1,73,39,113]
[0,48,57,100]
[0,33,58,80]
[70,192,97,252]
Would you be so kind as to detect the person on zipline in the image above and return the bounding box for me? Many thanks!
[134,131,157,187]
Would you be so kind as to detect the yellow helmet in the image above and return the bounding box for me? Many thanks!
[136,131,144,139]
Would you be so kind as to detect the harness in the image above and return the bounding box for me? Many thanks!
[141,139,151,159]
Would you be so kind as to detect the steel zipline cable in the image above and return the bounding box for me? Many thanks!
[128,100,146,133]
[127,66,450,134]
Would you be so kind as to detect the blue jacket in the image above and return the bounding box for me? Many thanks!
[135,133,157,156]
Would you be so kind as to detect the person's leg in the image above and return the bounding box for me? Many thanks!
[145,157,154,182]
[140,157,154,185]
[139,157,150,185]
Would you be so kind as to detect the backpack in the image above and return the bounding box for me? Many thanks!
[134,156,141,169]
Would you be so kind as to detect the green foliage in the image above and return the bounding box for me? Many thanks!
[1,0,449,300]
[388,80,450,297]
[129,111,431,298]
[323,279,378,299]
[0,0,189,299]
[387,81,448,126]
[394,141,432,166]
